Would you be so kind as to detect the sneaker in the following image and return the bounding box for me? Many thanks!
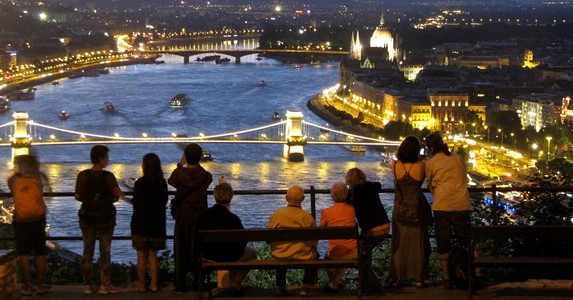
[83,285,95,295]
[36,285,49,295]
[20,287,33,296]
[298,286,313,297]
[98,285,121,295]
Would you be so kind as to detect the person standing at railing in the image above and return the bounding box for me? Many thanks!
[319,181,357,293]
[345,167,390,294]
[74,145,123,295]
[268,185,318,297]
[121,153,168,293]
[168,143,213,295]
[424,132,471,289]
[196,182,257,297]
[389,136,432,289]
[8,155,51,296]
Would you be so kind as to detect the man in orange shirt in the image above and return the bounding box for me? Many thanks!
[319,182,357,293]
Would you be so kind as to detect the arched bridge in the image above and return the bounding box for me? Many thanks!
[142,49,349,64]
[0,111,399,162]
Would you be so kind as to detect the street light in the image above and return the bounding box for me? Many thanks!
[546,136,552,159]
[498,128,503,147]
[531,143,538,158]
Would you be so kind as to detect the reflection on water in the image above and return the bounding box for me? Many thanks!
[0,56,398,263]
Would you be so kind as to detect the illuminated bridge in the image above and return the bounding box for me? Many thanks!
[0,111,399,162]
[141,49,349,64]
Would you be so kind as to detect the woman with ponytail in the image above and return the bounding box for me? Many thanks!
[424,133,471,289]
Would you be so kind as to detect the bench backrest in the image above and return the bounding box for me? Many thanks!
[199,226,359,243]
[471,225,573,240]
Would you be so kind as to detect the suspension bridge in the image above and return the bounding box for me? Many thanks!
[0,111,399,162]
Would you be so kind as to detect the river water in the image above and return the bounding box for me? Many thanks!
[0,53,395,263]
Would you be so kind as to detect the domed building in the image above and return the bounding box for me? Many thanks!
[370,14,396,61]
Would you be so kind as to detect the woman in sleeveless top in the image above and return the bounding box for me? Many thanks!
[389,136,431,288]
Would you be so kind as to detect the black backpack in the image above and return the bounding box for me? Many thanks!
[78,170,116,224]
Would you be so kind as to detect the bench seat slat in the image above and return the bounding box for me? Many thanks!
[199,226,358,243]
[474,257,573,266]
[471,226,573,239]
[202,259,359,270]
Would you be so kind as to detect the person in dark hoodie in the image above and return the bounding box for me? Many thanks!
[168,143,213,295]
[345,167,390,294]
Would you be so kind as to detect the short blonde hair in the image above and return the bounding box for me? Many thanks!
[345,168,366,187]
[330,182,348,203]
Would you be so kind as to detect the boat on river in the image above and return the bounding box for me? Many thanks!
[7,87,36,100]
[272,112,281,121]
[260,80,267,86]
[215,57,231,64]
[59,110,70,120]
[170,93,190,108]
[104,101,115,112]
[0,97,10,113]
[197,55,221,62]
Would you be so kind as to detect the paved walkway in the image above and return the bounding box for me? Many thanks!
[11,282,573,299]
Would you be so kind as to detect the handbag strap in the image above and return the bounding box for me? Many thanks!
[393,163,404,199]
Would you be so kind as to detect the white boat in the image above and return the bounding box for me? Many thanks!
[272,112,281,121]
[346,145,366,153]
[0,97,10,113]
[171,93,190,108]
[104,101,115,112]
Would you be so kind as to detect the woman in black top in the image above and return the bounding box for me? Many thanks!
[123,153,168,292]
[346,168,390,293]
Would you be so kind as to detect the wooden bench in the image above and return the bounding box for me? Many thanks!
[469,225,573,299]
[197,226,363,299]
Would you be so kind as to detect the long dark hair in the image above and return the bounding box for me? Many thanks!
[397,136,422,163]
[425,132,451,156]
[142,153,164,181]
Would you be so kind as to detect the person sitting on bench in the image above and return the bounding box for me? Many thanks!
[268,185,318,297]
[197,182,257,297]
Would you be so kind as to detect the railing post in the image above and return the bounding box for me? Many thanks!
[309,185,316,220]
[491,184,499,225]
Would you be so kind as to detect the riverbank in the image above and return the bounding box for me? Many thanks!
[0,56,158,97]
[306,92,378,137]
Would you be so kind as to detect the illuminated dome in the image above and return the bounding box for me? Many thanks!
[370,14,396,60]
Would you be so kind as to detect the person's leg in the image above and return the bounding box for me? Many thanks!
[229,247,257,290]
[451,211,471,248]
[81,227,97,286]
[360,235,384,292]
[328,252,357,289]
[98,226,115,288]
[35,255,47,293]
[18,255,31,290]
[136,249,148,291]
[148,250,160,291]
[434,211,453,288]
[174,224,191,292]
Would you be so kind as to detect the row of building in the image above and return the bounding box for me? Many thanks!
[339,15,573,133]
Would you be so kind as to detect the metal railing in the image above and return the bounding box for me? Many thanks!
[1,185,572,242]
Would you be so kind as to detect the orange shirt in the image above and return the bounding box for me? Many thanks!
[319,202,357,257]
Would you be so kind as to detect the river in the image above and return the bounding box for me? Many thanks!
[0,53,395,263]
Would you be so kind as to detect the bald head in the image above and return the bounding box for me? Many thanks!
[286,185,305,206]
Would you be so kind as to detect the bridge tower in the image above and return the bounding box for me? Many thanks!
[284,110,306,162]
[11,111,31,161]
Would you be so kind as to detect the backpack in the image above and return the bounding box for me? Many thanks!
[11,175,46,221]
[78,170,116,225]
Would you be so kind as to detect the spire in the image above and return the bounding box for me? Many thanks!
[379,14,385,27]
